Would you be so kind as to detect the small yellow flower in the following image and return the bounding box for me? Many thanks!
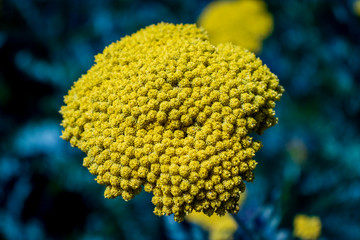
[198,0,273,52]
[354,0,360,16]
[293,214,322,240]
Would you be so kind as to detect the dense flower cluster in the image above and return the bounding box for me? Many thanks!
[293,214,322,240]
[198,0,273,52]
[60,23,283,222]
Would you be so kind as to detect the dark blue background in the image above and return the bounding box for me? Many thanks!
[1,0,360,239]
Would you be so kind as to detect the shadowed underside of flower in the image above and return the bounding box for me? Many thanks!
[60,23,283,222]
[185,190,246,240]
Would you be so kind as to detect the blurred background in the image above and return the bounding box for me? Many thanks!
[1,0,360,239]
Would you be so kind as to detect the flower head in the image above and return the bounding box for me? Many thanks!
[60,23,283,222]
[198,0,273,52]
[293,214,322,240]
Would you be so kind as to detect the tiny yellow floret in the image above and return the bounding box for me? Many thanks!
[60,23,283,222]
[293,214,322,240]
[198,0,273,52]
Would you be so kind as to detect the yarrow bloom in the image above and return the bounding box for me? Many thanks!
[60,23,283,222]
[293,214,322,240]
[198,0,273,52]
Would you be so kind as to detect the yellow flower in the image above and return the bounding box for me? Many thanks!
[354,0,360,16]
[187,213,237,240]
[293,214,322,240]
[198,0,273,52]
[60,23,283,222]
